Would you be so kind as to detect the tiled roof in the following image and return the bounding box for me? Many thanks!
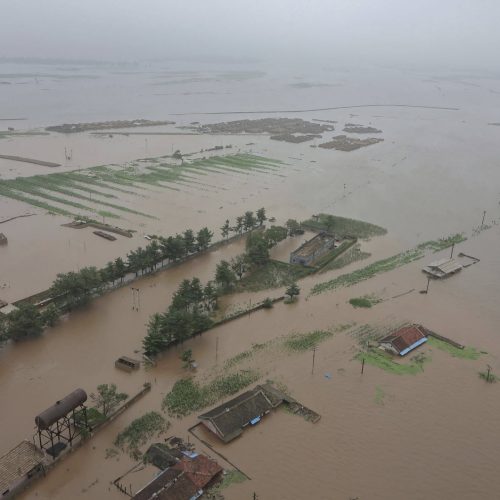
[199,389,274,442]
[380,325,427,353]
[172,455,222,489]
[0,441,44,493]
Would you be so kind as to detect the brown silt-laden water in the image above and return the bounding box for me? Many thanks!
[1,63,500,500]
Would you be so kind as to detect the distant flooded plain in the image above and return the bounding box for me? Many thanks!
[1,61,500,499]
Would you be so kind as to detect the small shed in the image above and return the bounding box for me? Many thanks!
[198,385,284,443]
[0,441,45,499]
[379,325,428,356]
[422,258,462,278]
[115,356,140,372]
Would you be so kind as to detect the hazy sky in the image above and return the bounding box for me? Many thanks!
[2,0,499,70]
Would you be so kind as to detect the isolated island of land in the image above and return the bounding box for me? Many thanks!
[269,133,321,143]
[318,135,384,152]
[192,117,335,136]
[45,119,175,133]
[342,123,382,134]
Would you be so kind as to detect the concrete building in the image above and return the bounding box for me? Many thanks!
[290,232,335,266]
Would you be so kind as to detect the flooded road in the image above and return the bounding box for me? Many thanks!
[1,61,500,499]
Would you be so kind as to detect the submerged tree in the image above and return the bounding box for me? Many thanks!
[114,257,127,282]
[196,227,213,251]
[246,232,270,267]
[244,211,256,231]
[215,260,237,291]
[90,383,128,417]
[285,282,301,302]
[231,254,248,280]
[180,349,194,369]
[5,303,44,340]
[221,219,231,240]
[41,303,60,327]
[256,207,267,226]
[286,219,303,236]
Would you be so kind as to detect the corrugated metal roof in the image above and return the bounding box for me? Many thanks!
[0,441,44,493]
[428,258,462,274]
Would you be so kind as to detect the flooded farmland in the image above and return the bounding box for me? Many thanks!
[1,55,500,500]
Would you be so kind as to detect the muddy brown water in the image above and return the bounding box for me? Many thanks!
[1,65,500,499]
[2,225,499,500]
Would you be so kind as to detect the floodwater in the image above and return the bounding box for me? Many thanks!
[1,60,500,499]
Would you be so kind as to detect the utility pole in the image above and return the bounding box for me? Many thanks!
[482,210,487,226]
[311,346,317,375]
[425,276,431,294]
[131,287,140,311]
[450,242,455,258]
[361,357,365,374]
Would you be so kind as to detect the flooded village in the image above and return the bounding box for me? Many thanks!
[2,5,500,499]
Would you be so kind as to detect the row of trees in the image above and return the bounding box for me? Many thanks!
[1,209,273,346]
[0,302,60,341]
[220,207,267,240]
[141,218,307,357]
[143,278,218,356]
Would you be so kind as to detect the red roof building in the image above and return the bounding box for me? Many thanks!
[379,324,428,356]
[133,454,222,500]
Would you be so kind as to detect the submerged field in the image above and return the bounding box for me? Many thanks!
[0,153,284,220]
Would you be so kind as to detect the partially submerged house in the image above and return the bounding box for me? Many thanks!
[115,356,141,373]
[422,258,462,278]
[0,441,45,499]
[133,454,222,500]
[198,384,286,443]
[144,444,183,470]
[290,231,335,266]
[0,233,7,246]
[379,325,428,356]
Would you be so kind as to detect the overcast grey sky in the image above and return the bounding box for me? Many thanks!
[1,0,499,69]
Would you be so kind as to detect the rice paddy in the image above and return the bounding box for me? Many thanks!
[0,153,284,219]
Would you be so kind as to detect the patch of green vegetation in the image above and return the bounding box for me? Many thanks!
[417,233,466,252]
[427,336,480,360]
[301,213,387,239]
[356,349,429,375]
[313,239,357,270]
[236,260,313,292]
[162,370,260,418]
[114,411,170,457]
[74,407,106,429]
[223,343,268,369]
[311,233,466,296]
[206,469,247,498]
[374,386,385,405]
[284,329,334,352]
[479,370,498,383]
[312,248,424,295]
[319,244,371,273]
[0,154,281,218]
[349,294,382,308]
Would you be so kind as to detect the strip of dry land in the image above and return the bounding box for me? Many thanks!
[0,154,60,167]
[45,119,175,133]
